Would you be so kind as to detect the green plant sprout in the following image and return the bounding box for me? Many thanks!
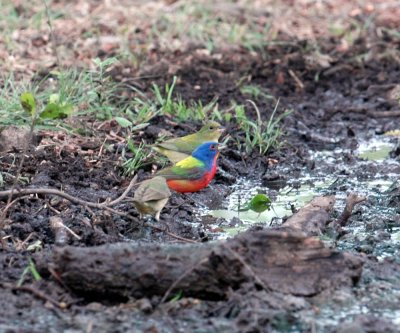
[17,258,42,287]
[122,140,148,176]
[235,99,292,155]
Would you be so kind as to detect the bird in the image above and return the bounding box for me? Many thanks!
[156,141,220,193]
[153,121,224,163]
[239,194,272,217]
[132,176,171,221]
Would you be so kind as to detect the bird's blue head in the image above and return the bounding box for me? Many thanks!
[192,142,219,164]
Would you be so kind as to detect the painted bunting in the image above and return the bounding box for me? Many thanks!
[239,194,272,216]
[153,121,224,163]
[156,141,220,193]
[133,176,171,221]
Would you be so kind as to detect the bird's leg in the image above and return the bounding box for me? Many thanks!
[238,193,241,217]
[270,205,278,217]
[139,214,148,228]
[161,222,170,233]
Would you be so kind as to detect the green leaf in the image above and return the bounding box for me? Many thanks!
[26,240,43,252]
[169,290,183,302]
[17,258,42,286]
[131,123,149,132]
[40,103,73,119]
[48,93,60,104]
[17,266,30,287]
[115,117,133,128]
[59,103,73,117]
[20,92,36,116]
[29,258,42,281]
[40,103,61,119]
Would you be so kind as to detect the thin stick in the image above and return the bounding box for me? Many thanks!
[147,224,197,244]
[0,175,138,209]
[98,204,197,244]
[0,176,194,244]
[1,195,36,218]
[336,193,366,227]
[288,69,304,89]
[106,175,138,206]
[3,283,66,309]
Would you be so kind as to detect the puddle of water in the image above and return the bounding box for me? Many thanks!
[203,136,398,240]
[356,137,395,161]
[305,298,400,331]
[209,177,335,237]
[199,136,400,329]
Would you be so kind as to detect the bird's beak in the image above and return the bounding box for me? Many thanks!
[217,126,225,133]
[218,144,228,151]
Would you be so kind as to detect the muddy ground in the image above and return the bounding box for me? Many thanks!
[1,1,400,332]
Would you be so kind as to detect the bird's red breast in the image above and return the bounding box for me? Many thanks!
[167,153,219,193]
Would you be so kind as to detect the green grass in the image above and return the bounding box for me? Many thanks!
[151,1,274,53]
[121,139,149,176]
[1,58,290,169]
[0,74,33,126]
[234,100,292,155]
[240,84,275,101]
[0,57,132,129]
[17,258,42,287]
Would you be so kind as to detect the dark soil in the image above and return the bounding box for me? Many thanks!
[1,31,400,332]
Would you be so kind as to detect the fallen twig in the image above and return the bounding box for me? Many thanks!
[0,195,38,220]
[0,175,138,209]
[147,224,197,244]
[0,176,198,244]
[325,107,400,121]
[50,216,81,246]
[100,204,197,244]
[367,110,400,118]
[288,69,304,90]
[3,282,67,309]
[336,193,367,227]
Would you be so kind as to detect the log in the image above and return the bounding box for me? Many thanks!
[280,196,336,235]
[50,230,362,300]
[45,195,363,300]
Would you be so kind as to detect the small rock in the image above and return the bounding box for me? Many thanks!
[229,217,243,227]
[0,125,34,152]
[86,302,103,311]
[375,231,391,241]
[335,315,398,333]
[355,244,373,254]
[137,298,153,313]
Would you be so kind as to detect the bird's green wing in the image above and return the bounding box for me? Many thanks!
[155,135,200,154]
[152,146,191,163]
[157,156,205,180]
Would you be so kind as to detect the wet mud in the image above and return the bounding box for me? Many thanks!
[1,33,400,332]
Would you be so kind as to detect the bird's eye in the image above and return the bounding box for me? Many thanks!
[209,126,213,130]
[210,145,215,150]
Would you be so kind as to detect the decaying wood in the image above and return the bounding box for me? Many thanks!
[336,193,367,227]
[47,195,363,301]
[280,196,336,235]
[50,230,362,300]
[49,217,70,246]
